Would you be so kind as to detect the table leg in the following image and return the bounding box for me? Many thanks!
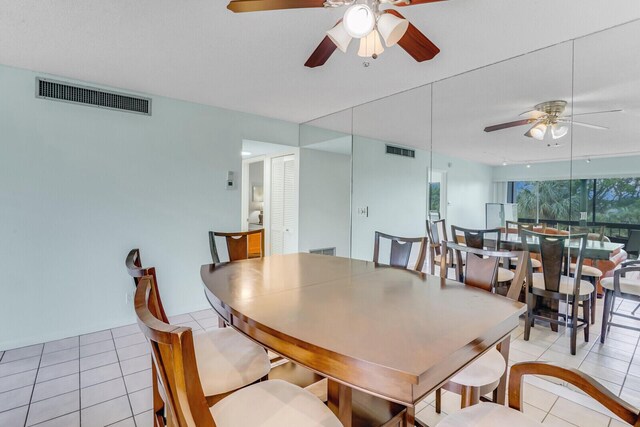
[403,405,415,427]
[495,335,511,405]
[327,379,352,427]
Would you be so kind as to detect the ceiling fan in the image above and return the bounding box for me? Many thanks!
[484,100,622,141]
[226,0,443,67]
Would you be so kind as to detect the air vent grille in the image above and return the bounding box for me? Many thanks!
[309,247,336,256]
[36,78,151,115]
[386,145,415,158]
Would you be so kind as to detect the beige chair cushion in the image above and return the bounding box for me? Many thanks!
[439,402,541,427]
[498,267,514,283]
[211,379,342,427]
[601,276,640,296]
[531,273,594,296]
[569,263,603,278]
[510,256,542,269]
[449,348,506,388]
[194,327,271,396]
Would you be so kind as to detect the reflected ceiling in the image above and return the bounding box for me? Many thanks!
[0,0,638,123]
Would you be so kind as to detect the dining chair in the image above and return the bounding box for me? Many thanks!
[438,361,640,426]
[520,230,592,355]
[209,229,264,263]
[125,249,271,412]
[426,218,456,275]
[133,275,342,427]
[568,226,605,325]
[449,225,514,285]
[434,241,528,413]
[505,221,543,270]
[627,229,640,260]
[373,231,427,273]
[600,260,640,343]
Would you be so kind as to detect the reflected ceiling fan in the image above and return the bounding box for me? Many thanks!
[484,100,622,141]
[226,0,443,67]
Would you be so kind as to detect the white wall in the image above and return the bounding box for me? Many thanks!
[298,148,351,257]
[351,137,429,262]
[432,152,495,229]
[0,65,298,350]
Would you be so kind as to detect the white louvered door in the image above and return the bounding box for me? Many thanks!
[270,154,297,255]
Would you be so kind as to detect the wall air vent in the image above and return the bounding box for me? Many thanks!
[36,78,151,115]
[386,145,415,158]
[309,247,336,256]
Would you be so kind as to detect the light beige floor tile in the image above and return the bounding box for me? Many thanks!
[523,382,559,412]
[416,404,448,427]
[128,386,153,415]
[80,340,115,358]
[1,344,43,364]
[26,390,79,426]
[167,314,193,324]
[523,402,547,422]
[622,373,640,392]
[32,373,79,402]
[110,324,140,339]
[190,309,217,320]
[40,347,79,368]
[579,360,626,385]
[37,360,79,383]
[134,410,154,426]
[0,405,29,426]
[116,343,149,361]
[81,377,127,408]
[80,395,132,427]
[80,330,113,346]
[542,413,577,426]
[80,362,122,388]
[620,387,640,408]
[539,349,586,369]
[108,417,136,427]
[0,356,40,377]
[0,369,37,393]
[119,354,150,376]
[0,385,33,412]
[113,333,146,350]
[123,369,151,393]
[34,411,80,427]
[583,352,630,373]
[549,397,610,427]
[43,337,78,354]
[80,350,118,372]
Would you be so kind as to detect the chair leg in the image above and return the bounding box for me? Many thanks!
[590,278,597,324]
[601,290,613,344]
[570,298,579,356]
[583,298,590,342]
[435,388,442,414]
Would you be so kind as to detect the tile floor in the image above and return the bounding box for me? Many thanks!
[1,299,639,426]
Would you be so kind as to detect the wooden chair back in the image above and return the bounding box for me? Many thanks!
[426,219,448,253]
[125,249,168,323]
[626,230,640,258]
[135,276,216,427]
[520,230,587,297]
[441,241,528,299]
[509,362,639,426]
[209,229,265,263]
[505,221,547,237]
[450,225,502,251]
[373,231,427,273]
[571,225,605,242]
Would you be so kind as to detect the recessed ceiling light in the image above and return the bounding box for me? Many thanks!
[241,151,252,156]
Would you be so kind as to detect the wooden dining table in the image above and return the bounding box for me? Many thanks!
[201,253,526,427]
[500,234,625,260]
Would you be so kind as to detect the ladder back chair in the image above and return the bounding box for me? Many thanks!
[426,218,454,275]
[209,229,265,264]
[439,361,640,426]
[601,260,640,343]
[449,225,515,285]
[125,249,270,411]
[134,276,342,427]
[520,230,592,355]
[373,231,427,273]
[505,221,544,270]
[434,241,529,413]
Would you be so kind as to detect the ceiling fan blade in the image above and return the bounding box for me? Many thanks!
[519,110,545,119]
[565,120,608,130]
[396,0,447,6]
[305,35,338,68]
[385,10,440,62]
[484,119,536,133]
[571,109,623,117]
[227,0,324,13]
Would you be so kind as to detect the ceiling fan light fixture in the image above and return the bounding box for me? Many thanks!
[528,122,547,140]
[377,12,409,47]
[326,22,352,53]
[358,29,384,58]
[551,124,569,140]
[343,4,376,38]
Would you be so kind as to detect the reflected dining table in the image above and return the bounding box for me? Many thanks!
[500,233,625,260]
[201,253,526,427]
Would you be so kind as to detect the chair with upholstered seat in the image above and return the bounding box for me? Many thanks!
[434,241,528,414]
[426,219,457,275]
[568,226,605,325]
[521,230,591,355]
[601,260,640,343]
[373,231,427,273]
[209,229,264,263]
[133,275,342,427]
[438,361,640,427]
[125,249,271,421]
[505,221,543,270]
[450,225,515,286]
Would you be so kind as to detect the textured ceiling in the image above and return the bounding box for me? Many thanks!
[1,0,639,124]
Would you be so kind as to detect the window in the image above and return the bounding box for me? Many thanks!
[429,182,440,213]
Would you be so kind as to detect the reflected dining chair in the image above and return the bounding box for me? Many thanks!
[372,231,427,273]
[435,241,528,413]
[209,229,265,263]
[125,249,271,416]
[449,225,515,286]
[426,218,457,275]
[438,361,640,426]
[505,221,543,271]
[569,226,605,325]
[520,230,592,355]
[133,275,342,427]
[601,260,640,343]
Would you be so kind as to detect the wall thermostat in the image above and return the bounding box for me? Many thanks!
[226,171,235,190]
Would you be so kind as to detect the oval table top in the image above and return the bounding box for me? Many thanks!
[201,253,526,406]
